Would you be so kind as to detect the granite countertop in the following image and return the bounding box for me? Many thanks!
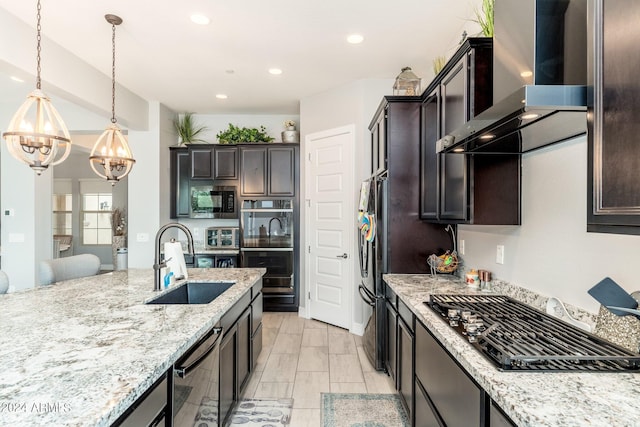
[0,267,265,426]
[384,274,640,427]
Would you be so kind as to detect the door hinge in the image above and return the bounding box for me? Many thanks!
[308,291,311,300]
[308,153,312,162]
[308,245,311,253]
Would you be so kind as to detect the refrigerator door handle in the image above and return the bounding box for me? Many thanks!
[358,231,368,278]
[358,284,376,307]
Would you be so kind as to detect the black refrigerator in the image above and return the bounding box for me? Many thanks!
[358,173,386,371]
[359,97,453,371]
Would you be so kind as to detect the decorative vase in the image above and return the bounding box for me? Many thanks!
[112,235,126,270]
[281,126,299,143]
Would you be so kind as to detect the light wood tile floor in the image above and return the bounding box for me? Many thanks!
[242,312,396,425]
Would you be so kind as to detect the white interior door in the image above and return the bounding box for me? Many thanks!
[306,125,355,329]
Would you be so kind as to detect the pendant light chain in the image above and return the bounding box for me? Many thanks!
[36,0,42,90]
[111,20,117,124]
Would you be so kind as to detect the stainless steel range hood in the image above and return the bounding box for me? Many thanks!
[437,0,588,154]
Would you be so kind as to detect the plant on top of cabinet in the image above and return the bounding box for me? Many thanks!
[173,112,209,145]
[472,0,494,37]
[217,123,274,144]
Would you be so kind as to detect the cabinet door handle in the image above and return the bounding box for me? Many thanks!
[336,253,348,259]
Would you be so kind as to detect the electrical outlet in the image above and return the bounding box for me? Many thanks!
[459,239,465,255]
[496,245,505,264]
[137,233,149,242]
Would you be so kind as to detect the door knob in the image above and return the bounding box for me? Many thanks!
[336,253,348,259]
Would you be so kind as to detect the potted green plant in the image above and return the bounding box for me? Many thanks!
[173,112,208,145]
[473,0,494,37]
[216,123,274,144]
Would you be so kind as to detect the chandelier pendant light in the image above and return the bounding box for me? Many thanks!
[2,0,72,175]
[90,14,135,185]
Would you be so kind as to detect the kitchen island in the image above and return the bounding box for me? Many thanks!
[0,268,264,426]
[385,274,640,427]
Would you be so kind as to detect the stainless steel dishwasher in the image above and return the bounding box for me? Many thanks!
[173,324,222,426]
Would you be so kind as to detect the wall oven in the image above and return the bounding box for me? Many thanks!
[240,200,294,297]
[173,324,222,426]
[189,185,237,219]
[242,250,293,291]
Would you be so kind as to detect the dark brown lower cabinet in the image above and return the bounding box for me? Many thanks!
[397,316,414,423]
[385,300,397,385]
[218,282,263,427]
[490,401,516,427]
[415,320,482,426]
[219,326,236,427]
[414,378,440,427]
[236,307,251,395]
[251,290,263,369]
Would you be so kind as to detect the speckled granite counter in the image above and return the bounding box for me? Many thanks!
[0,268,264,426]
[384,274,640,427]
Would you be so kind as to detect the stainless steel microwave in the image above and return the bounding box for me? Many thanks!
[190,185,237,219]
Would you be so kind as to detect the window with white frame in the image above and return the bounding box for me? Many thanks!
[80,180,113,245]
[52,179,72,236]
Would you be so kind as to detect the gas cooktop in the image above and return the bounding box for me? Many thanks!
[426,294,640,372]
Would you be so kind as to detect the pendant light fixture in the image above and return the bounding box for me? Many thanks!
[89,14,135,185]
[2,0,72,175]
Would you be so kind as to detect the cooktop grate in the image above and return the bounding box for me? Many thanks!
[426,294,640,372]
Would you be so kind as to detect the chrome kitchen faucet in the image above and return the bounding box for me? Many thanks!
[153,223,194,291]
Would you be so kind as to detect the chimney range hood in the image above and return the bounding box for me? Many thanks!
[437,0,588,154]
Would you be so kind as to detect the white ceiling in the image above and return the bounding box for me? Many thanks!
[0,0,483,115]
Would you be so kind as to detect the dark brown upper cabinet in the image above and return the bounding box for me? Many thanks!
[170,147,190,218]
[189,146,238,181]
[420,38,519,225]
[240,145,297,197]
[587,0,640,234]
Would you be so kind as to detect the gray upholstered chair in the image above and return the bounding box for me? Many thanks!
[39,254,101,286]
[0,270,9,294]
[53,234,73,258]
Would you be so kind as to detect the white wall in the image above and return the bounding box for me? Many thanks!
[458,135,640,314]
[1,140,49,290]
[190,114,300,144]
[300,78,393,331]
[127,102,176,269]
[0,8,148,130]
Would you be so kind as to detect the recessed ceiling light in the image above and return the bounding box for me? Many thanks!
[225,69,235,74]
[190,14,210,25]
[216,94,228,99]
[10,76,24,83]
[347,34,364,44]
[268,68,283,75]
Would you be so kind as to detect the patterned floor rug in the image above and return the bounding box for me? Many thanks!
[321,393,409,427]
[227,398,293,426]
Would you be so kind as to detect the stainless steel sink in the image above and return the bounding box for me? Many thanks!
[145,281,234,305]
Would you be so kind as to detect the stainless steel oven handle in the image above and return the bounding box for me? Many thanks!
[174,326,222,378]
[358,284,376,307]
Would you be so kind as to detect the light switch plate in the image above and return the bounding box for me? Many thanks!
[496,245,505,264]
[8,233,25,243]
[136,233,149,242]
[459,239,465,255]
